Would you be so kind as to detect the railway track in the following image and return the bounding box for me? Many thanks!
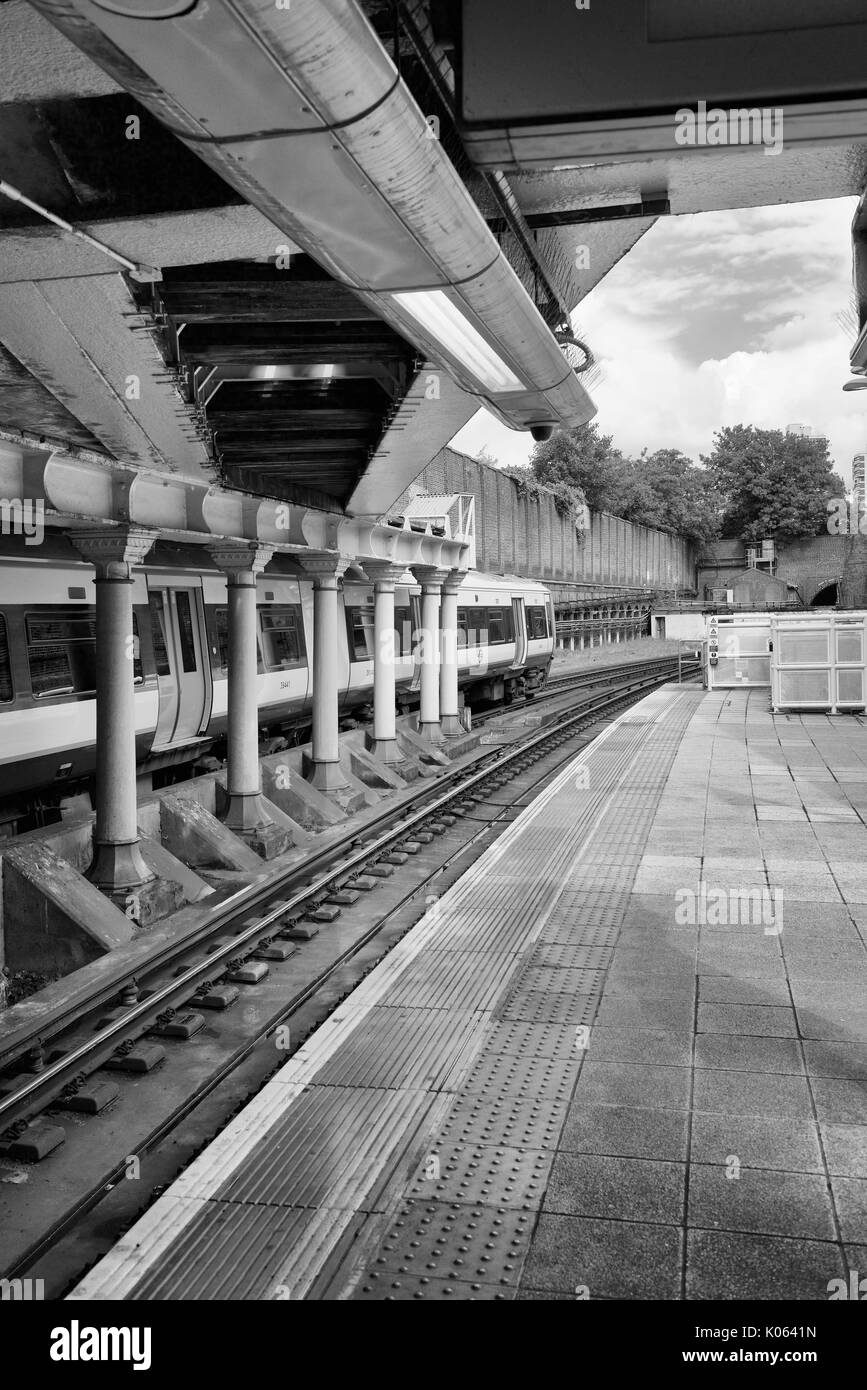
[472,652,700,724]
[0,655,699,1288]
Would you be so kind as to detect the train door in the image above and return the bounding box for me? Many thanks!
[408,591,423,691]
[147,580,212,749]
[511,596,528,668]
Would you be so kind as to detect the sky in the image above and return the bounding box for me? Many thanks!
[451,197,866,489]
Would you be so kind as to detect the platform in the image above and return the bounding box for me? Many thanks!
[68,686,867,1301]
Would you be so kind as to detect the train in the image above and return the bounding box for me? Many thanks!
[0,534,555,834]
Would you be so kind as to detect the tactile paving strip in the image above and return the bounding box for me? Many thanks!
[437,1093,569,1149]
[540,891,631,944]
[424,913,543,955]
[405,1142,553,1208]
[480,1019,577,1062]
[210,1086,434,1212]
[460,1049,579,1101]
[312,1006,481,1091]
[496,988,601,1026]
[360,1200,534,1286]
[350,1271,515,1300]
[381,951,514,1012]
[528,942,615,970]
[505,965,607,997]
[130,1201,365,1302]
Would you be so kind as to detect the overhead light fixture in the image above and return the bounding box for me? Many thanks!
[391,290,526,393]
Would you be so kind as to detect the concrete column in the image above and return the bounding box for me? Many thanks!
[439,572,463,738]
[364,561,407,763]
[412,566,449,741]
[208,544,286,852]
[301,555,351,790]
[71,528,156,906]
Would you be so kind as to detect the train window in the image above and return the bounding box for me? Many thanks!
[214,607,229,672]
[259,606,305,670]
[346,606,374,662]
[527,605,549,640]
[0,614,11,702]
[466,606,488,644]
[456,608,469,648]
[394,606,414,657]
[175,591,198,673]
[149,593,172,676]
[26,607,143,697]
[486,607,514,644]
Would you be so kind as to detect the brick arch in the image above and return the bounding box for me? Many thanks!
[810,581,839,606]
[798,573,843,605]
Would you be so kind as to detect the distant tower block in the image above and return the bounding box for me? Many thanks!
[853,453,866,531]
[786,423,814,437]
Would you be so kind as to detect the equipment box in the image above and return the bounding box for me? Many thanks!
[771,613,867,713]
[706,614,772,690]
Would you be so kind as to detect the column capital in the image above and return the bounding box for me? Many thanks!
[411,564,451,592]
[70,526,156,580]
[208,542,273,584]
[363,560,410,588]
[442,568,466,597]
[299,552,353,587]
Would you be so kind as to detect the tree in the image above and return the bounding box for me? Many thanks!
[619,449,721,548]
[702,425,845,542]
[529,421,629,514]
[529,425,720,545]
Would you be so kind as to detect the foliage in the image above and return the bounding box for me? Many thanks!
[500,463,588,529]
[701,425,846,543]
[528,423,720,546]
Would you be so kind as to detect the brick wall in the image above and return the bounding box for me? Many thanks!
[392,448,696,591]
[698,535,867,607]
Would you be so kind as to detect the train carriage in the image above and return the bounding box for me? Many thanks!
[0,535,554,832]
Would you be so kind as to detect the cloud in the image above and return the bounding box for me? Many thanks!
[451,196,865,485]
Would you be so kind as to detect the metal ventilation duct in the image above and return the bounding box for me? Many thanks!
[27,0,596,436]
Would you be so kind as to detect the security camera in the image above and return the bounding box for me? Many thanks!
[530,424,555,442]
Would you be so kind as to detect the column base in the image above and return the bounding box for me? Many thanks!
[222,790,273,833]
[418,720,444,744]
[365,733,405,765]
[87,838,155,894]
[439,713,464,738]
[304,756,350,792]
[87,839,184,923]
[222,791,292,859]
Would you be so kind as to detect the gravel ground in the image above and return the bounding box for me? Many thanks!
[550,635,702,672]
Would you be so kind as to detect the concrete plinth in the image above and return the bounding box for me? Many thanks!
[3,842,133,979]
[160,794,265,873]
[260,753,349,829]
